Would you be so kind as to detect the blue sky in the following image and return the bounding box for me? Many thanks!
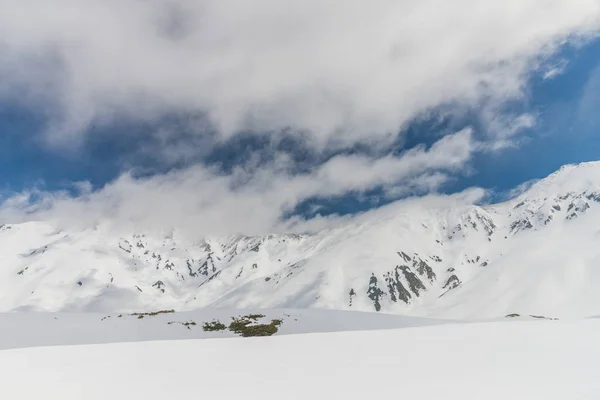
[0,1,599,233]
[2,38,599,207]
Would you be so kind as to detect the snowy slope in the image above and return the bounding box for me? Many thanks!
[2,319,600,400]
[0,308,447,350]
[2,161,600,318]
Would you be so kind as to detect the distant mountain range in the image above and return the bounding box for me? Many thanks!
[3,161,600,319]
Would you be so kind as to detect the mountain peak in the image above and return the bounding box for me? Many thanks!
[515,160,600,201]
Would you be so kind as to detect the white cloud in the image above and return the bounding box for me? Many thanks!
[0,0,598,149]
[498,179,541,201]
[487,113,537,139]
[542,59,570,80]
[0,1,599,235]
[577,64,600,130]
[0,129,476,236]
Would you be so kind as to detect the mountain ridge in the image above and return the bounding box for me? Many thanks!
[2,161,600,318]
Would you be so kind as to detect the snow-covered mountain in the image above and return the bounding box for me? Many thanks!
[3,161,600,319]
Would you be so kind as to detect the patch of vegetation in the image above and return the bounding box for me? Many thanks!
[203,320,227,331]
[202,314,284,337]
[238,322,279,337]
[131,309,175,319]
[229,315,283,337]
[169,321,198,330]
[505,313,520,318]
[529,314,558,320]
[228,317,253,334]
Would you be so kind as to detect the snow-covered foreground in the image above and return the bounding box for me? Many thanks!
[0,308,447,350]
[2,161,600,398]
[2,319,599,400]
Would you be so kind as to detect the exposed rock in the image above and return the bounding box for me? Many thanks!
[199,253,216,276]
[510,219,533,234]
[367,274,384,312]
[414,258,436,283]
[399,265,426,297]
[430,255,442,263]
[442,275,461,290]
[152,280,165,293]
[397,251,412,262]
[384,267,411,304]
[186,259,197,277]
[586,192,600,202]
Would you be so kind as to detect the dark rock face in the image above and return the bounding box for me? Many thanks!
[399,265,426,297]
[152,280,165,293]
[443,275,461,290]
[186,259,197,277]
[384,267,411,304]
[586,192,600,202]
[349,288,356,306]
[199,253,216,276]
[367,274,384,312]
[566,201,590,220]
[414,259,436,283]
[198,270,222,288]
[398,251,412,262]
[510,219,533,234]
[472,211,496,237]
[163,261,175,271]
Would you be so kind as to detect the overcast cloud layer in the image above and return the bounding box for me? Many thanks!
[0,0,599,236]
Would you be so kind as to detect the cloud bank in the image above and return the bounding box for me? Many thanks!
[0,129,476,236]
[1,0,599,146]
[0,0,599,235]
